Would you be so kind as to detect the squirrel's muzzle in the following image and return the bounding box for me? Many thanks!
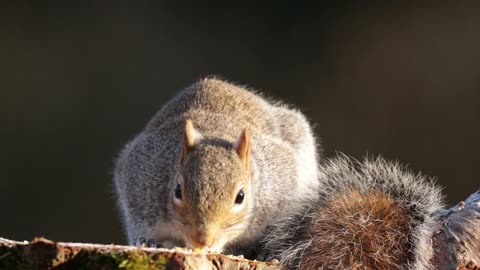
[188,227,218,249]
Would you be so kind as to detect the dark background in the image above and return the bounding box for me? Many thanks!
[2,2,480,245]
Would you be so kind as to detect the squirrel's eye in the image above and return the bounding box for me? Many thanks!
[174,183,182,200]
[235,188,244,204]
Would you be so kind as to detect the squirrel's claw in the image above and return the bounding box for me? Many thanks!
[146,238,159,248]
[135,237,146,247]
[135,237,163,248]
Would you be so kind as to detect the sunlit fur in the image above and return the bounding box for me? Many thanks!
[262,155,445,270]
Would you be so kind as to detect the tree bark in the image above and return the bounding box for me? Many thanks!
[431,190,480,270]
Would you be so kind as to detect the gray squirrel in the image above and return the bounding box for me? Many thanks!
[113,78,321,255]
[261,155,445,270]
[114,77,447,269]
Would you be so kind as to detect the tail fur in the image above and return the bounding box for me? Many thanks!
[262,155,445,270]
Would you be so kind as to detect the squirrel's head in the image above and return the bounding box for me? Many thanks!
[171,120,253,251]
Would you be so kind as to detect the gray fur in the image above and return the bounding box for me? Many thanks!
[113,78,320,255]
[262,154,445,270]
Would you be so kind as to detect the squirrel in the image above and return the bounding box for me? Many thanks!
[261,155,445,270]
[113,77,321,255]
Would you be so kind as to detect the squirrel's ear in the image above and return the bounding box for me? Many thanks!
[184,120,202,151]
[179,120,202,163]
[234,128,251,169]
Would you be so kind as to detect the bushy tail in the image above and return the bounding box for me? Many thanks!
[262,155,445,270]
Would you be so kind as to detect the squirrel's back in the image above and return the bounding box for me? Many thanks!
[146,78,276,137]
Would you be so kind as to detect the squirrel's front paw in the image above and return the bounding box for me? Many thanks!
[135,237,161,248]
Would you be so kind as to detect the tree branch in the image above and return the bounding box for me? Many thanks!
[0,237,280,269]
[431,190,480,269]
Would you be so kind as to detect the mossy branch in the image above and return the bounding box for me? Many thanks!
[0,238,280,270]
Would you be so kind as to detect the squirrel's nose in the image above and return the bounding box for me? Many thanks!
[189,229,216,248]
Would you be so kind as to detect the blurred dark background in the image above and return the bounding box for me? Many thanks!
[1,2,480,245]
